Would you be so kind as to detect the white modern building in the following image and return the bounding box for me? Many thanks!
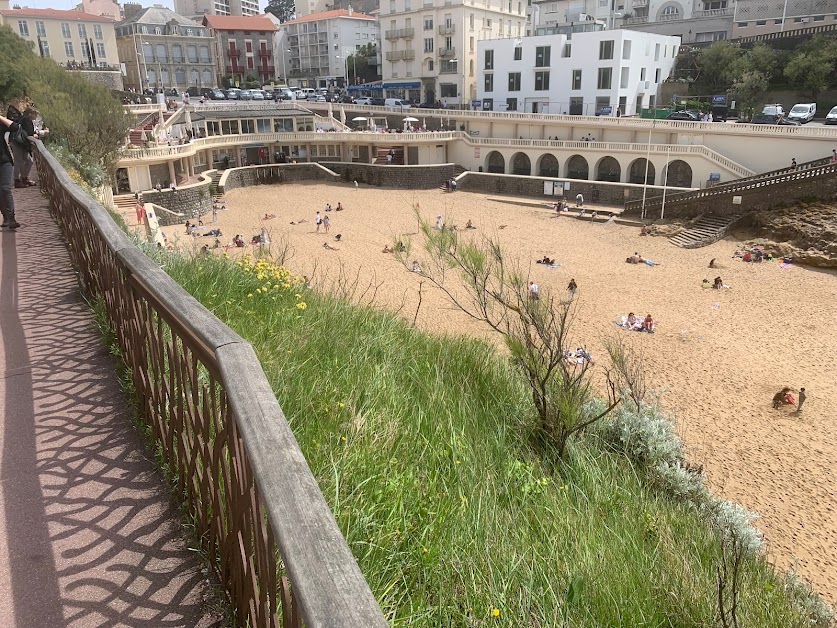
[476,28,679,115]
[380,0,527,105]
[174,0,260,20]
[278,9,378,88]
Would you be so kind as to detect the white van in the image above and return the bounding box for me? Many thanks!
[384,98,412,109]
[788,103,816,124]
[297,88,316,100]
[825,106,837,125]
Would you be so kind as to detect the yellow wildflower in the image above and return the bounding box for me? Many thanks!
[492,608,500,617]
[296,302,307,310]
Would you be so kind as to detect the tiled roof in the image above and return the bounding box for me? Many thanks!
[119,6,206,27]
[0,7,115,21]
[283,9,376,24]
[202,14,278,31]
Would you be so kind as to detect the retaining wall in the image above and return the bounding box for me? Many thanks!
[322,162,455,189]
[457,172,691,207]
[139,175,212,225]
[218,163,339,194]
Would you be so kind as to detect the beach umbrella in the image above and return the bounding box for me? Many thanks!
[403,116,419,122]
[327,101,334,121]
[352,116,368,121]
[340,105,346,125]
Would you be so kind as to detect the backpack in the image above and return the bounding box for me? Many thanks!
[11,123,29,147]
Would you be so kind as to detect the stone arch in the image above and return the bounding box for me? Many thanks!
[511,152,531,175]
[664,159,692,188]
[596,156,621,182]
[629,158,656,184]
[566,154,589,180]
[486,151,505,173]
[657,1,683,20]
[537,154,560,177]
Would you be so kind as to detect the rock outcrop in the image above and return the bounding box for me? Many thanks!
[730,203,837,268]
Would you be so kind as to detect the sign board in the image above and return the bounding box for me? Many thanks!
[709,172,721,181]
[564,182,571,191]
[599,106,613,115]
[553,182,564,196]
[712,95,727,104]
[544,181,554,196]
[482,99,494,111]
[471,99,482,110]
[474,147,480,159]
[732,196,742,205]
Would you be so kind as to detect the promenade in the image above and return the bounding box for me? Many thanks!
[0,182,219,626]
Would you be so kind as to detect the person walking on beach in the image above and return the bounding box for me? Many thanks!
[323,215,330,233]
[567,278,577,299]
[576,193,584,208]
[797,388,806,413]
[315,211,322,232]
[528,281,539,301]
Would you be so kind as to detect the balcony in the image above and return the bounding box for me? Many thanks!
[438,25,455,34]
[385,49,416,61]
[259,49,272,58]
[624,15,648,23]
[385,27,416,39]
[438,46,456,57]
[227,48,241,58]
[693,7,732,17]
[631,0,647,6]
[438,66,458,74]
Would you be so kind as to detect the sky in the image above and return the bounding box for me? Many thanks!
[24,0,174,10]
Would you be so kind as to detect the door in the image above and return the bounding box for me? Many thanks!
[569,97,583,115]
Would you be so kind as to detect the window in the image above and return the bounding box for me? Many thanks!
[571,69,581,90]
[484,73,493,91]
[702,0,726,8]
[655,68,661,82]
[199,45,211,63]
[661,5,679,19]
[534,70,549,90]
[334,31,339,38]
[424,37,434,52]
[620,67,629,88]
[640,67,646,80]
[65,41,74,57]
[508,72,521,90]
[470,36,474,52]
[814,15,825,21]
[737,21,748,26]
[470,13,474,29]
[424,17,433,30]
[36,21,46,37]
[514,46,522,60]
[440,83,457,97]
[172,44,183,62]
[18,20,29,37]
[257,119,271,133]
[221,120,240,134]
[535,45,550,67]
[40,40,50,57]
[241,119,255,133]
[654,43,660,60]
[175,68,186,83]
[187,28,193,36]
[597,67,612,89]
[755,20,766,25]
[506,97,517,111]
[187,45,198,62]
[428,59,434,71]
[622,39,631,59]
[97,43,106,58]
[274,118,294,132]
[247,56,254,69]
[599,40,613,60]
[562,43,571,57]
[484,49,494,69]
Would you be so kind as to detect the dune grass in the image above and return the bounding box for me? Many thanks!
[159,251,826,627]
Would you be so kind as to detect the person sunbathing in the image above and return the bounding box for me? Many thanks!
[537,256,555,265]
[641,314,654,332]
[640,226,650,236]
[382,244,393,253]
[626,312,637,328]
[323,242,339,251]
[262,213,276,220]
[709,258,717,268]
[412,260,422,273]
[702,278,712,289]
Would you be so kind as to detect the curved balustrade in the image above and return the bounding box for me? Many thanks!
[34,141,388,628]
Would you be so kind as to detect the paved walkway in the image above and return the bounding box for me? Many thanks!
[0,182,220,626]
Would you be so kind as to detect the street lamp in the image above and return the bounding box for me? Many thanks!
[335,54,348,88]
[281,47,291,85]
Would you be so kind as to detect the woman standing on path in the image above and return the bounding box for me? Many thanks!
[0,111,22,230]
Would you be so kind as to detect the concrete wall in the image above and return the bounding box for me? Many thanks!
[322,162,455,188]
[72,69,124,91]
[139,177,213,224]
[219,163,340,193]
[457,171,690,206]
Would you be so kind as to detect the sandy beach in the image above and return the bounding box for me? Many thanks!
[161,182,837,604]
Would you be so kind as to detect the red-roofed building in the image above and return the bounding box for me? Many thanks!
[203,14,278,85]
[0,7,118,67]
[276,7,379,88]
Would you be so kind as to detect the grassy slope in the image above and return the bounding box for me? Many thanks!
[162,252,815,627]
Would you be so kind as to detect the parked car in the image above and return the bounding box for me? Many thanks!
[762,103,785,117]
[251,90,266,100]
[210,89,227,100]
[307,93,326,102]
[353,97,373,105]
[226,88,241,100]
[751,113,800,126]
[825,106,837,125]
[666,110,700,121]
[384,98,412,108]
[239,89,253,100]
[788,103,816,123]
[370,98,385,106]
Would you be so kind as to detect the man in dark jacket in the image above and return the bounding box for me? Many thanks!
[0,110,21,229]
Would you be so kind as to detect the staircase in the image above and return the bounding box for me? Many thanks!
[374,147,404,164]
[669,213,740,248]
[127,110,179,145]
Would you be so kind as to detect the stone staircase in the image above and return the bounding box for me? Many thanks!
[127,110,177,145]
[373,147,404,165]
[669,213,741,248]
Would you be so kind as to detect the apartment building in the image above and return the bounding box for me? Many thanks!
[476,28,679,114]
[381,0,527,105]
[279,9,378,88]
[74,0,121,20]
[175,0,261,21]
[732,0,837,38]
[116,6,216,91]
[0,7,118,67]
[203,14,278,86]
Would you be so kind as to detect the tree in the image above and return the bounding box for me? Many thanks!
[696,41,742,92]
[784,37,837,101]
[346,44,379,84]
[265,0,295,22]
[401,212,620,460]
[0,25,34,103]
[733,71,769,120]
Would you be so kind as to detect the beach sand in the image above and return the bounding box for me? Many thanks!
[165,182,837,604]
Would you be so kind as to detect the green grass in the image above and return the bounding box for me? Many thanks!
[158,251,825,627]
